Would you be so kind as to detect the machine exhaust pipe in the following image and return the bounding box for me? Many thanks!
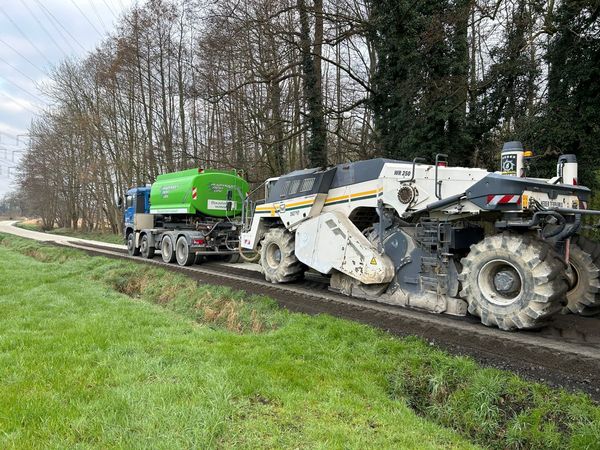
[557,154,578,185]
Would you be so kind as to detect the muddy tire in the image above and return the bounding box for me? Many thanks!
[565,236,600,316]
[161,235,176,263]
[176,236,195,267]
[127,233,140,257]
[260,228,305,283]
[459,233,567,330]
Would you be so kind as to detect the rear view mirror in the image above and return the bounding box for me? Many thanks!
[116,195,123,210]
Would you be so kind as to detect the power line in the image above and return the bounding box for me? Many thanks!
[88,0,110,33]
[18,0,69,58]
[0,37,48,76]
[0,77,45,106]
[0,5,54,68]
[0,55,39,85]
[100,0,118,19]
[0,91,41,116]
[68,0,103,37]
[32,0,87,54]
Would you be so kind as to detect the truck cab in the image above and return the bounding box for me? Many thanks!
[123,186,151,240]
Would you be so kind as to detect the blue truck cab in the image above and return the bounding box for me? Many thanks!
[124,186,151,238]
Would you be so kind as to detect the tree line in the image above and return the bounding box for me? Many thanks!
[10,0,599,232]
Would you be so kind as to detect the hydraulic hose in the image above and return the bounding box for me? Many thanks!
[555,213,582,242]
[239,245,260,263]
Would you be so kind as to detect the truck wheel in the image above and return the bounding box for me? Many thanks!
[127,233,140,257]
[140,234,155,259]
[176,236,195,266]
[459,233,567,330]
[161,235,176,263]
[565,236,600,316]
[260,228,305,283]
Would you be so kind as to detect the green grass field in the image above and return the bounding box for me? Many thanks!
[1,234,599,449]
[16,222,123,245]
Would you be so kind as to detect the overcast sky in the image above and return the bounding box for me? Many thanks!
[0,0,135,196]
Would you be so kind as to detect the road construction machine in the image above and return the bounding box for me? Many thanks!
[241,142,600,330]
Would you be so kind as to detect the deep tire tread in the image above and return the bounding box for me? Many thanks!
[460,232,567,330]
[260,228,305,283]
[565,236,600,316]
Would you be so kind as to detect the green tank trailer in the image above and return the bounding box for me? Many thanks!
[123,168,249,266]
[149,168,248,217]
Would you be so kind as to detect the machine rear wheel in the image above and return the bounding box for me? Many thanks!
[260,228,305,283]
[140,234,155,259]
[459,233,567,330]
[176,236,195,266]
[161,235,176,263]
[565,236,600,315]
[127,233,140,257]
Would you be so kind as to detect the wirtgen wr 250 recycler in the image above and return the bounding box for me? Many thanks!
[241,142,600,330]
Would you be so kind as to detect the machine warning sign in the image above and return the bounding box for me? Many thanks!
[370,257,377,265]
[208,199,236,210]
[501,154,517,175]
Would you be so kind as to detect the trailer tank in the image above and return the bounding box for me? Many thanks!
[149,168,248,217]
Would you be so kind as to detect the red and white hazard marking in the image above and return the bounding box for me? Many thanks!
[487,194,521,206]
[192,187,198,200]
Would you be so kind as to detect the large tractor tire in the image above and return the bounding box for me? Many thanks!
[459,233,568,330]
[565,235,600,316]
[260,228,305,283]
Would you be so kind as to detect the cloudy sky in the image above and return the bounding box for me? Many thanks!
[0,0,135,196]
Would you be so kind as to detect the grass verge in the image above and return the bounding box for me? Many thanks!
[1,234,599,449]
[16,221,123,245]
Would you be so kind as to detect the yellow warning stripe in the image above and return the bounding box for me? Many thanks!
[350,188,379,198]
[255,197,315,212]
[324,193,348,203]
[325,187,383,205]
[255,187,383,212]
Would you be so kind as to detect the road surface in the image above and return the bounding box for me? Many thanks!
[0,220,126,251]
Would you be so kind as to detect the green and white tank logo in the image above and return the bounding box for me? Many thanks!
[208,199,236,210]
[160,184,178,198]
[209,183,236,193]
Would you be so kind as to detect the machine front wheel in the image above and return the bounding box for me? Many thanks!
[459,233,567,330]
[259,228,305,283]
